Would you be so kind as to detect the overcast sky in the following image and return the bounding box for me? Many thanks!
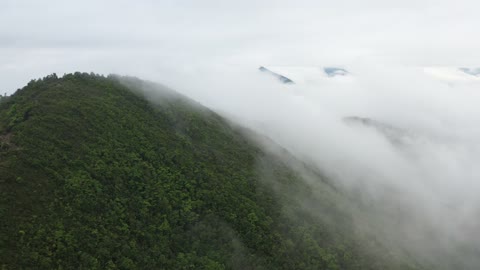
[1,0,480,93]
[4,1,480,264]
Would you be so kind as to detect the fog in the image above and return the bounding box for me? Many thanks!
[3,0,480,267]
[160,66,480,267]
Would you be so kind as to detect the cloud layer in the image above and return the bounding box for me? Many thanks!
[166,66,480,267]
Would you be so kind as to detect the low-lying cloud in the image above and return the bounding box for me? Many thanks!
[163,66,480,268]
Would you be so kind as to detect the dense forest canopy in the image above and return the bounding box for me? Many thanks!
[0,72,421,269]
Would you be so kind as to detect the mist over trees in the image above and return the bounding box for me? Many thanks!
[0,73,422,269]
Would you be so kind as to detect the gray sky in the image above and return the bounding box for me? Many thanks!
[2,0,480,93]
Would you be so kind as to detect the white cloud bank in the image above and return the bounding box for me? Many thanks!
[166,65,480,267]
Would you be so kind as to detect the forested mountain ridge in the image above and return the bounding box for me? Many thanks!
[0,73,420,269]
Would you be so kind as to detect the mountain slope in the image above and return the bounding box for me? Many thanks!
[0,73,418,269]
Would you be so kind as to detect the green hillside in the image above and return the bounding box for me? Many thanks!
[0,73,419,269]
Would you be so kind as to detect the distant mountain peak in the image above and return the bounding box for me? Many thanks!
[459,67,480,76]
[324,67,349,77]
[258,66,294,84]
[259,66,350,84]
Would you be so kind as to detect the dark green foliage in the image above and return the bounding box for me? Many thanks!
[0,94,8,106]
[0,73,420,269]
